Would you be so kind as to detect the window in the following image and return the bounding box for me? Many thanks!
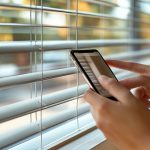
[0,0,150,149]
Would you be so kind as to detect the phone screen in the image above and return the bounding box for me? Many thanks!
[72,50,117,99]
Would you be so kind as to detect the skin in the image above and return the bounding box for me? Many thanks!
[84,60,150,150]
[107,60,150,108]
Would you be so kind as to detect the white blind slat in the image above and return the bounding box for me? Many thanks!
[0,39,150,52]
[0,67,77,87]
[0,104,90,149]
[0,85,88,123]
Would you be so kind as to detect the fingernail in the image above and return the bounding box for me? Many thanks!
[99,75,109,81]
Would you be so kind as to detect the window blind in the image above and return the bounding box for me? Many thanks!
[0,0,150,149]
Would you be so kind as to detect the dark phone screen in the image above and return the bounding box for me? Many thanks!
[73,51,116,97]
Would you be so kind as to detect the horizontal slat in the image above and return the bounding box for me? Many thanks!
[0,39,150,53]
[0,84,88,123]
[0,3,149,24]
[0,67,77,88]
[0,49,149,88]
[83,0,118,7]
[0,104,90,149]
[1,23,150,34]
[83,0,150,15]
[0,3,124,20]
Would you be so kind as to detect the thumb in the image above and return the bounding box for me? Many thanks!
[99,75,133,103]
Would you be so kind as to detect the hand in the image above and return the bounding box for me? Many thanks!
[107,60,150,108]
[84,75,150,150]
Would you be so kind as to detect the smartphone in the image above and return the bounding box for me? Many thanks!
[70,49,117,101]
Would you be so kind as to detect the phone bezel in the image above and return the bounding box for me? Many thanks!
[70,49,118,101]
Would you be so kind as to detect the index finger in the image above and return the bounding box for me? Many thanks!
[106,60,150,75]
[120,76,145,89]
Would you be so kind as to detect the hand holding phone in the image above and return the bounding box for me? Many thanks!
[70,49,117,101]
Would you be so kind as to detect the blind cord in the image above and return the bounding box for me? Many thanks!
[29,0,33,124]
[75,0,80,130]
[34,0,38,123]
[40,0,44,149]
